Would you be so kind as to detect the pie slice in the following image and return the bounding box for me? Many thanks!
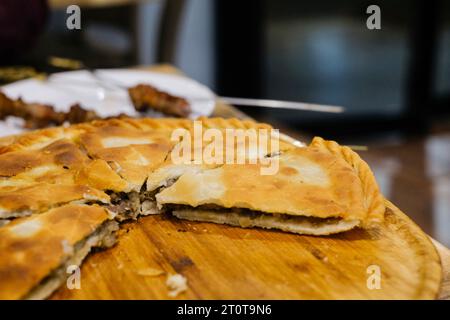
[0,204,118,300]
[0,138,127,219]
[156,137,385,235]
[0,183,109,219]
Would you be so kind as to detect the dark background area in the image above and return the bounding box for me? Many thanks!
[217,0,450,137]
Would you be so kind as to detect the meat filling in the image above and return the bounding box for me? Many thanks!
[165,204,343,226]
[105,189,162,221]
[164,204,360,235]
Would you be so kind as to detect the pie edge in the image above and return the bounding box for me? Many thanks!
[309,137,385,227]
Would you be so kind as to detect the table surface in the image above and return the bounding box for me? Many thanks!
[134,64,450,299]
[52,199,443,299]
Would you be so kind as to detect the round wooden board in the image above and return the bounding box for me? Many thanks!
[51,200,442,300]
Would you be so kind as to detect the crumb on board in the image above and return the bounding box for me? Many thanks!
[61,239,74,255]
[136,267,164,277]
[166,273,188,297]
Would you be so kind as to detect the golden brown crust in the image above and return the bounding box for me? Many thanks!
[0,117,274,154]
[0,139,88,177]
[74,159,130,192]
[76,122,177,189]
[0,135,18,147]
[0,127,66,154]
[309,137,385,226]
[74,117,277,189]
[0,138,119,216]
[0,204,112,300]
[0,136,122,217]
[0,183,109,217]
[197,116,273,130]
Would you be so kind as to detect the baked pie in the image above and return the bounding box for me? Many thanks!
[0,117,385,299]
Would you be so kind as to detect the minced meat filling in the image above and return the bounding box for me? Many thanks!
[99,176,183,221]
[101,177,343,227]
[105,188,162,220]
[105,191,141,220]
[164,204,342,226]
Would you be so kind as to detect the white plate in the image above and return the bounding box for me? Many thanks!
[0,69,215,137]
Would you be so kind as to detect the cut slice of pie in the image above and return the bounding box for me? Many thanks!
[0,204,118,300]
[0,138,128,219]
[0,183,109,219]
[156,137,385,235]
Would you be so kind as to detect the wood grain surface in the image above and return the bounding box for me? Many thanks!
[51,64,448,299]
[51,200,441,299]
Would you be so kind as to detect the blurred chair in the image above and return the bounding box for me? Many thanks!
[49,0,187,65]
[404,0,442,133]
[156,0,186,63]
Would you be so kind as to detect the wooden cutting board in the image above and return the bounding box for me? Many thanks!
[50,200,442,299]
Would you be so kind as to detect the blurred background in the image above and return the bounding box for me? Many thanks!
[0,0,449,246]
